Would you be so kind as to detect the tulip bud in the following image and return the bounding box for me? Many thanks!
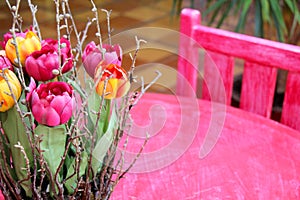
[95,64,130,99]
[27,81,74,126]
[5,31,41,67]
[42,38,73,73]
[82,42,122,78]
[25,45,59,81]
[0,69,22,112]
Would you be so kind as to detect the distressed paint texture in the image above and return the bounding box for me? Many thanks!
[176,8,300,131]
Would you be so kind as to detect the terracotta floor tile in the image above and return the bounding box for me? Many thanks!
[109,15,141,32]
[123,6,167,22]
[137,48,174,63]
[121,27,177,45]
[146,17,179,30]
[104,0,139,13]
[153,0,173,11]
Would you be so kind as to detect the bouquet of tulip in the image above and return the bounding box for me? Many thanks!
[0,0,160,199]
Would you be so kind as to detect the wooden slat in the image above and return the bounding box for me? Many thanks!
[202,51,234,105]
[281,72,300,131]
[240,62,277,118]
[193,26,300,72]
[176,8,200,97]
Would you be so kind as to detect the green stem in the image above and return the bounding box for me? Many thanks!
[103,99,111,133]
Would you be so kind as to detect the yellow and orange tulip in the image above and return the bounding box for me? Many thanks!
[0,69,22,112]
[95,64,130,99]
[5,31,41,67]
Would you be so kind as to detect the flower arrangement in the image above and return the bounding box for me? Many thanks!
[0,0,160,199]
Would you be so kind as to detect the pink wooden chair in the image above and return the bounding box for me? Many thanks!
[176,8,300,131]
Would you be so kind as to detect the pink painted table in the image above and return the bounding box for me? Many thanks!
[112,93,300,199]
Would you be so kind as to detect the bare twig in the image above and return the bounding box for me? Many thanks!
[101,9,113,45]
[27,0,42,39]
[90,0,103,49]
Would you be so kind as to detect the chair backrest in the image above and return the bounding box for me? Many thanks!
[176,8,300,132]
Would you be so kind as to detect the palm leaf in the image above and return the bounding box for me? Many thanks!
[261,0,271,23]
[235,0,252,32]
[254,0,263,37]
[270,0,288,35]
[217,0,238,28]
[203,0,227,16]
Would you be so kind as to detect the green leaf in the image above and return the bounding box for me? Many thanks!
[91,106,118,173]
[87,91,106,139]
[34,124,67,180]
[203,0,227,16]
[254,0,264,38]
[65,152,88,194]
[261,0,270,23]
[216,0,237,28]
[270,0,288,39]
[285,0,295,13]
[235,0,252,32]
[0,107,33,197]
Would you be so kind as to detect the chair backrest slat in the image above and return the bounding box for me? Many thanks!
[240,62,277,118]
[202,51,234,105]
[177,8,300,131]
[281,72,300,130]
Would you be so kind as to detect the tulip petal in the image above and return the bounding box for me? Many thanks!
[44,107,61,127]
[50,95,67,114]
[32,103,60,127]
[60,99,73,124]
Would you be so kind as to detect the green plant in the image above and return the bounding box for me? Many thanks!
[172,0,300,43]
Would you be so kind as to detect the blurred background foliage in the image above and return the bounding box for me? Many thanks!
[172,0,300,44]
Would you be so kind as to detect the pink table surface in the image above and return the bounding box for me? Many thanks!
[111,93,300,199]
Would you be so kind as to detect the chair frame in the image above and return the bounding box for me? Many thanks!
[177,8,300,131]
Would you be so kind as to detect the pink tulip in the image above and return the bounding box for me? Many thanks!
[82,42,122,78]
[0,50,13,71]
[27,80,74,126]
[42,38,73,73]
[25,45,59,81]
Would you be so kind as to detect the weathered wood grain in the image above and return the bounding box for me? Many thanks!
[176,8,300,131]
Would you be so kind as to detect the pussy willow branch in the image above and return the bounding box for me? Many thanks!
[54,0,63,77]
[60,0,71,40]
[5,1,41,197]
[0,71,40,199]
[14,142,31,185]
[27,0,42,39]
[118,37,147,136]
[0,132,21,200]
[53,69,106,198]
[112,71,161,188]
[113,133,149,189]
[5,0,26,85]
[128,37,147,83]
[65,0,92,78]
[90,0,103,49]
[101,9,113,45]
[98,36,147,195]
[65,0,80,44]
[85,73,110,199]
